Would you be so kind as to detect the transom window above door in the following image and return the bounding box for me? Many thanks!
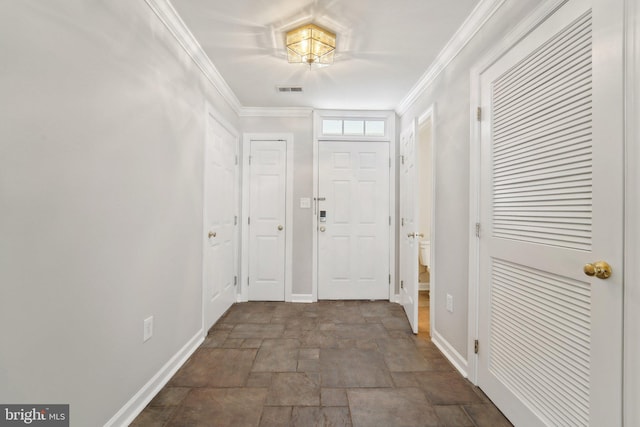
[321,118,386,137]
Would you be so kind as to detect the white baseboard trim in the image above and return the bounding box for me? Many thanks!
[390,294,401,304]
[105,330,204,427]
[431,329,469,378]
[290,293,314,303]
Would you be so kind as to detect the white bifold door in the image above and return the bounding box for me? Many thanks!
[203,114,238,331]
[399,122,419,333]
[477,0,623,426]
[317,141,390,300]
[248,140,286,301]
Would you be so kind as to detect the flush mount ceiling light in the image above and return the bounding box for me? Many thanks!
[286,24,336,66]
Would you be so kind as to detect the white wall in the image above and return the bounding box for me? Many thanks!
[398,0,540,362]
[0,1,238,425]
[240,116,314,296]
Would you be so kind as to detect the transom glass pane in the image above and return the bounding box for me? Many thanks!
[365,120,385,136]
[322,119,342,135]
[343,120,365,135]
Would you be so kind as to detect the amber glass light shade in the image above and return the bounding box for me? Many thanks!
[286,24,336,65]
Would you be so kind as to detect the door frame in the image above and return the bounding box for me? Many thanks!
[202,102,240,332]
[240,133,294,302]
[624,0,640,425]
[312,110,396,302]
[417,105,436,337]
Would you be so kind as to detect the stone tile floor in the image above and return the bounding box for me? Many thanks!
[132,300,512,426]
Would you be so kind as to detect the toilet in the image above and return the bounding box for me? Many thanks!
[419,240,430,270]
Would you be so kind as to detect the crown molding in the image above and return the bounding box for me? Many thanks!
[238,106,313,118]
[144,0,243,114]
[395,0,506,116]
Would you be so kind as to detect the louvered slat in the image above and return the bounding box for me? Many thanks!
[490,259,591,427]
[491,10,592,252]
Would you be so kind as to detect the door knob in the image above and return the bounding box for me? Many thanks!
[407,233,424,238]
[278,225,283,231]
[319,226,326,232]
[583,261,612,279]
[208,231,216,238]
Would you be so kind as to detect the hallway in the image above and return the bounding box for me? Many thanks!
[133,301,510,426]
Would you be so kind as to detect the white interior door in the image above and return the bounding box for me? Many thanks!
[248,140,286,301]
[477,1,623,426]
[203,113,238,331]
[317,141,390,300]
[399,122,419,333]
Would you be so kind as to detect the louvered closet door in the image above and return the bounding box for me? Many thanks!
[477,1,623,426]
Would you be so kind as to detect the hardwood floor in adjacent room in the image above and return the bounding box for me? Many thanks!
[132,300,511,427]
[418,290,431,340]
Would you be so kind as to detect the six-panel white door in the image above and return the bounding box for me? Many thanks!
[399,122,419,333]
[317,141,390,300]
[203,114,238,331]
[248,140,287,301]
[477,1,623,425]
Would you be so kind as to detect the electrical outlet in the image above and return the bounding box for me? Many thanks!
[446,294,454,313]
[143,316,153,342]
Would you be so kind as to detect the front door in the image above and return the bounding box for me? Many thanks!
[203,113,238,330]
[399,122,419,333]
[317,141,390,300]
[248,140,287,301]
[477,1,623,425]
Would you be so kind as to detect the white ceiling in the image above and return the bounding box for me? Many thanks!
[169,0,481,110]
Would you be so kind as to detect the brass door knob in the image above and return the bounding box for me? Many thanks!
[278,225,283,231]
[208,231,216,238]
[583,261,612,279]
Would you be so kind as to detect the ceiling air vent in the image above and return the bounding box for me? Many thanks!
[276,86,304,93]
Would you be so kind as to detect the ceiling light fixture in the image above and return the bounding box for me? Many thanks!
[286,24,336,67]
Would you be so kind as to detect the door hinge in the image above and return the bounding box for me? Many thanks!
[248,217,251,225]
[474,339,479,354]
[234,215,238,225]
[476,107,482,122]
[235,155,238,165]
[475,222,480,237]
[248,155,252,165]
[389,216,392,226]
[389,274,391,284]
[234,276,237,286]
[401,155,405,165]
[247,277,250,286]
[400,280,404,289]
[401,218,405,227]
[389,157,392,168]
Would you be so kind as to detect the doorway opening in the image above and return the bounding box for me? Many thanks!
[417,108,434,337]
